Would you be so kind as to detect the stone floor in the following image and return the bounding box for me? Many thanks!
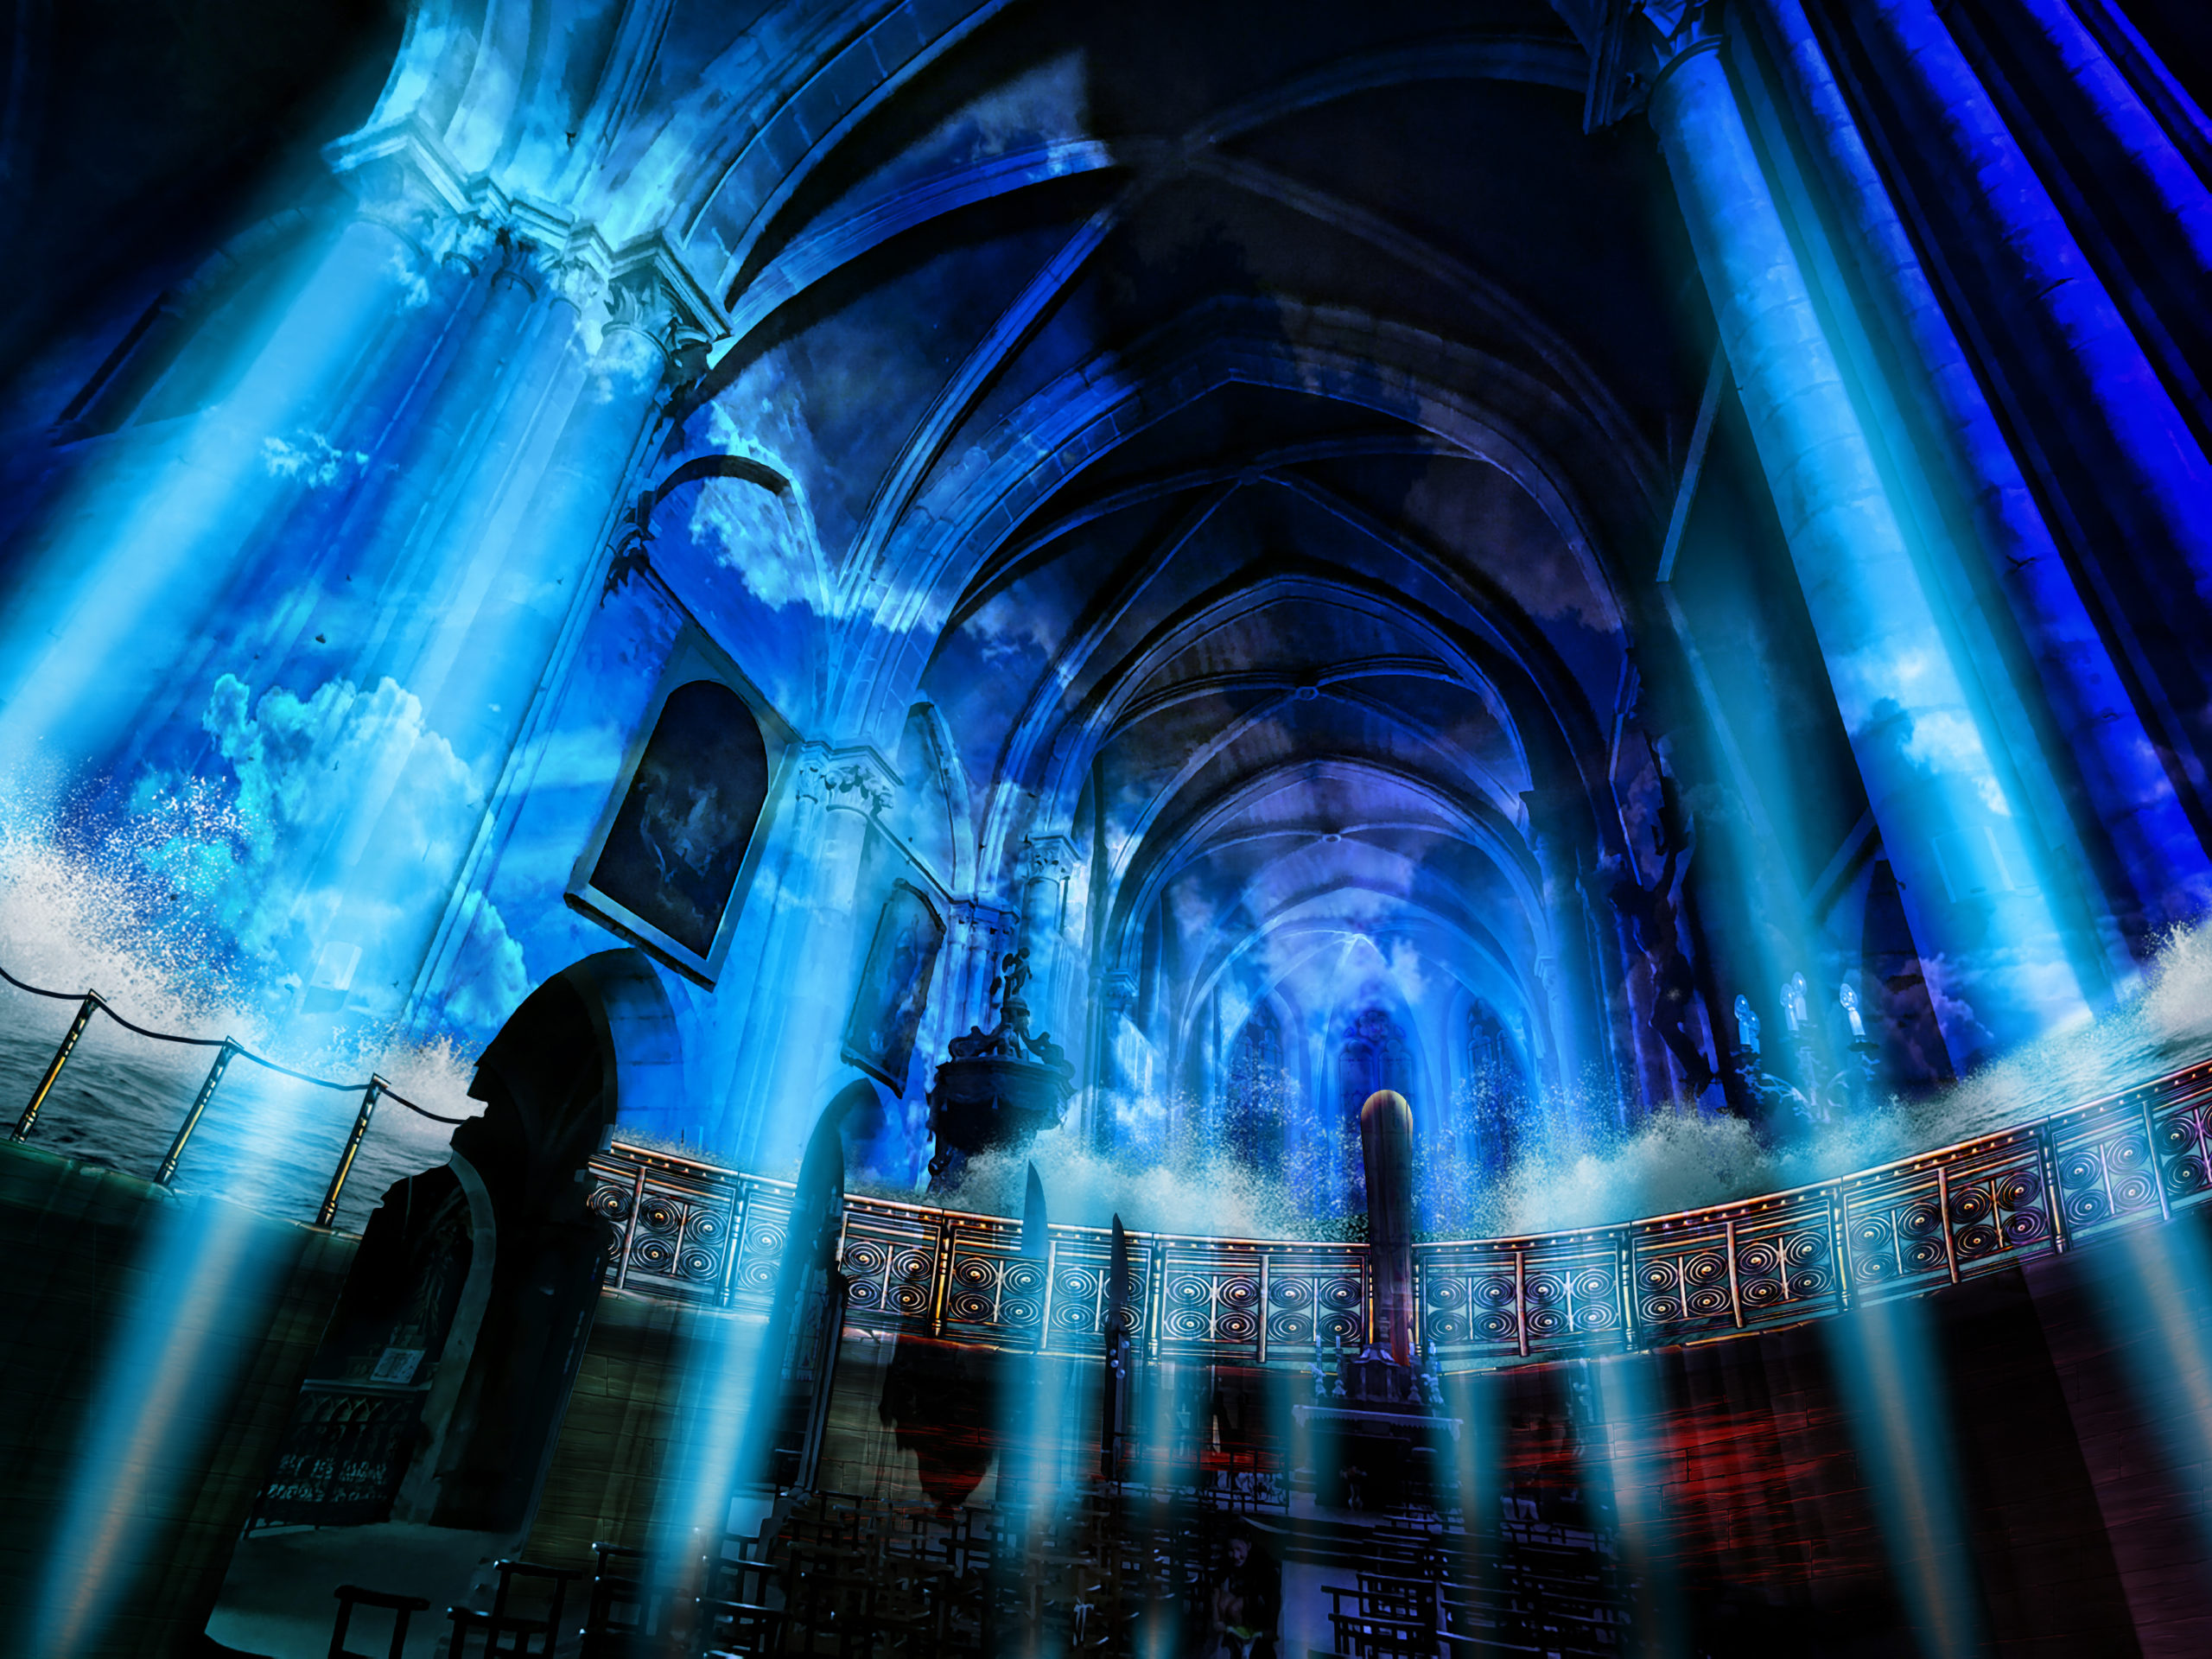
[202,1522,513,1659]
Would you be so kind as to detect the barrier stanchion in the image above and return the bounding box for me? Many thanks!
[317,1076,387,1226]
[156,1038,238,1186]
[13,989,101,1142]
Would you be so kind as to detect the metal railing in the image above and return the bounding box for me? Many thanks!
[587,1054,2212,1370]
[0,960,467,1225]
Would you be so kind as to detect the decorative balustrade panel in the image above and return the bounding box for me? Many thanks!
[936,1210,1046,1344]
[587,1151,790,1308]
[1634,1185,1843,1345]
[838,1199,942,1324]
[1422,1233,1626,1361]
[585,1056,2212,1367]
[1039,1226,1147,1351]
[1258,1245,1366,1360]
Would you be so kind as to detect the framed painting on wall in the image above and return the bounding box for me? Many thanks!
[842,880,947,1089]
[568,629,793,988]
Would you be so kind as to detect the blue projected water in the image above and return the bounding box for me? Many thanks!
[0,807,479,1231]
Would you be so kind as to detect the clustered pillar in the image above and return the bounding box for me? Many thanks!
[1646,9,2094,1060]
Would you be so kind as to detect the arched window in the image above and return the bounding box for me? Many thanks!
[1340,1007,1411,1112]
[1223,1005,1286,1167]
[1465,1002,1526,1173]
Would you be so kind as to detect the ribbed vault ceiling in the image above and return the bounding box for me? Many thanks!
[665,0,1711,1085]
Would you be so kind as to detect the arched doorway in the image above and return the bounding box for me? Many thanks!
[245,949,679,1539]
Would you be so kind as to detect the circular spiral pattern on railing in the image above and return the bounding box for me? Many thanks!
[740,1224,784,1291]
[840,1238,888,1307]
[1573,1269,1619,1331]
[947,1291,995,1322]
[633,1234,677,1272]
[1637,1258,1684,1323]
[1318,1310,1362,1344]
[1956,1226,2001,1260]
[1947,1185,1992,1225]
[2158,1109,2205,1198]
[588,1183,630,1223]
[1996,1169,2042,1209]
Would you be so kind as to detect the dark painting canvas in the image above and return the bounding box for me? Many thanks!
[843,881,946,1088]
[589,679,769,958]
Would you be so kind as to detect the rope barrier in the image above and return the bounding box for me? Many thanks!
[0,956,470,1132]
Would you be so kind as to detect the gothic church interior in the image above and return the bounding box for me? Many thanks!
[3,1,2212,1655]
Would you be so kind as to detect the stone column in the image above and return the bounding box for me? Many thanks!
[1752,0,2212,938]
[1090,970,1140,1150]
[336,226,575,683]
[1849,0,2212,766]
[426,266,687,772]
[723,746,898,1173]
[1019,833,1081,1051]
[334,263,702,1029]
[1646,6,2089,1060]
[1522,791,1605,1125]
[2002,0,2212,302]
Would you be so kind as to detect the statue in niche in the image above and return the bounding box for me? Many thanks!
[1606,769,1717,1096]
[842,881,945,1089]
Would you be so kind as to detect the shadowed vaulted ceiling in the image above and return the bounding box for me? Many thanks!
[634,0,1711,1101]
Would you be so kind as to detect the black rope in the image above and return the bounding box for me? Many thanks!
[0,957,471,1124]
[0,960,82,1001]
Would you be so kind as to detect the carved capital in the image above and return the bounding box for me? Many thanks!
[1639,0,1725,86]
[327,124,471,264]
[605,232,726,367]
[603,268,677,343]
[822,745,899,817]
[950,898,1020,942]
[436,213,500,276]
[1023,833,1078,884]
[790,742,833,807]
[549,251,609,314]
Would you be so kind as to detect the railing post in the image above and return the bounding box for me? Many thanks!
[613,1162,647,1291]
[2141,1091,2174,1222]
[2038,1121,2069,1253]
[1407,1256,1424,1371]
[1936,1165,1961,1285]
[1828,1179,1854,1311]
[1617,1225,1637,1353]
[156,1039,236,1186]
[1724,1217,1745,1329]
[930,1210,957,1336]
[1513,1247,1529,1358]
[315,1076,385,1226]
[719,1179,751,1307]
[1148,1241,1167,1361]
[1262,1250,1275,1364]
[13,991,101,1142]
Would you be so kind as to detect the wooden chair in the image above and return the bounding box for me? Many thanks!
[581,1542,651,1657]
[327,1585,430,1659]
[446,1560,584,1657]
